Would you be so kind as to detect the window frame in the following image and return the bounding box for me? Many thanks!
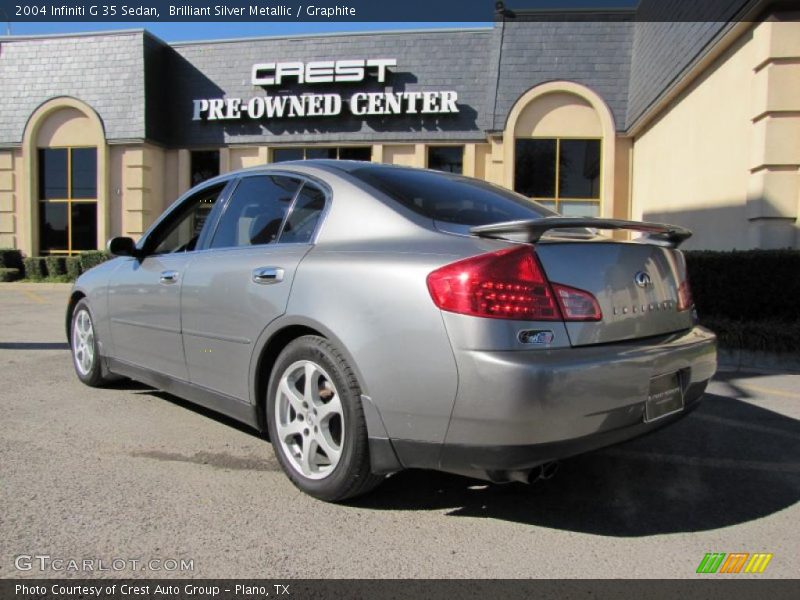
[514,136,602,215]
[37,145,98,255]
[426,145,465,174]
[189,149,221,186]
[270,146,373,163]
[202,171,332,251]
[138,179,233,258]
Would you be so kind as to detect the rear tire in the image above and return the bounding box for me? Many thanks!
[266,335,384,502]
[70,299,116,387]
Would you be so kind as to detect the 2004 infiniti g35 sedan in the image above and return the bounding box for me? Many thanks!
[67,160,717,501]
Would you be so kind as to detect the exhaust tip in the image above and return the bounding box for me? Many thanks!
[486,462,560,485]
[540,460,560,480]
[529,461,560,484]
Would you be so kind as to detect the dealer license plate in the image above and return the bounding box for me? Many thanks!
[644,371,684,423]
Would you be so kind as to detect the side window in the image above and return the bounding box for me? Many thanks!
[209,175,301,249]
[279,184,326,244]
[150,183,225,255]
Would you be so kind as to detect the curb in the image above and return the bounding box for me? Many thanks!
[718,349,800,374]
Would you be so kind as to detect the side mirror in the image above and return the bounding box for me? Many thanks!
[107,236,139,258]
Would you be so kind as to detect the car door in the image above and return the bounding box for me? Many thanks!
[106,181,230,380]
[180,174,328,402]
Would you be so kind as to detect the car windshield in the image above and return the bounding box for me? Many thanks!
[349,166,556,234]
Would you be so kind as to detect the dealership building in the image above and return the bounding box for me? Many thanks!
[0,1,798,257]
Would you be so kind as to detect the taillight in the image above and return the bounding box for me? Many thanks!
[427,246,560,320]
[552,283,602,321]
[427,245,601,322]
[677,279,693,311]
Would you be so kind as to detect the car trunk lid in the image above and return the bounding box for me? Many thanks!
[535,241,693,346]
[470,217,694,347]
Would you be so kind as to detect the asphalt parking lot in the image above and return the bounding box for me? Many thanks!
[1,283,799,579]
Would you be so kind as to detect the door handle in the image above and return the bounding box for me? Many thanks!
[252,267,284,284]
[160,270,179,284]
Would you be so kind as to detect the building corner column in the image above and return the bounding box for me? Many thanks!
[0,150,18,251]
[747,18,800,249]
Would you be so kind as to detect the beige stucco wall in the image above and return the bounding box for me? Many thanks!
[108,146,124,243]
[118,143,166,240]
[383,144,424,167]
[35,108,96,147]
[230,146,268,171]
[109,143,176,243]
[0,150,17,249]
[514,92,603,138]
[163,149,180,213]
[631,17,800,250]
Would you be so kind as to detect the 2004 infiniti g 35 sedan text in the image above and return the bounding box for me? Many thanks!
[67,161,717,501]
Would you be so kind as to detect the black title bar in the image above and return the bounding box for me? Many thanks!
[0,0,779,24]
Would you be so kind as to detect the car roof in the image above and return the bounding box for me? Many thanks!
[201,159,424,185]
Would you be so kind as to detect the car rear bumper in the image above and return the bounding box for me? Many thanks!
[390,326,716,481]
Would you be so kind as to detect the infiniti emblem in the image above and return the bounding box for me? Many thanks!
[634,271,652,288]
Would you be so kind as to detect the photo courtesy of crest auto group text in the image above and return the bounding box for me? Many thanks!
[0,0,799,598]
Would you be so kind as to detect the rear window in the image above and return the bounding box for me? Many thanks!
[349,166,555,234]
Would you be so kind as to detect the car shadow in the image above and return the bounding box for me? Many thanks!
[112,375,800,536]
[118,382,265,440]
[351,393,800,536]
[0,342,70,350]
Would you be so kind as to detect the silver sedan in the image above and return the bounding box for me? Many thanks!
[67,161,717,501]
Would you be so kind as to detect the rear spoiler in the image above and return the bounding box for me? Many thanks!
[470,217,692,248]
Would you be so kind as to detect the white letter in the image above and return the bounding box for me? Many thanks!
[264,96,287,118]
[324,94,342,116]
[305,61,334,83]
[288,96,306,117]
[422,92,439,114]
[225,98,242,119]
[367,93,384,115]
[367,59,396,83]
[275,62,304,85]
[350,93,367,115]
[207,99,225,120]
[251,63,276,86]
[307,94,324,116]
[335,59,365,82]
[247,97,265,119]
[440,91,458,113]
[385,93,402,114]
[403,92,422,114]
[192,99,209,121]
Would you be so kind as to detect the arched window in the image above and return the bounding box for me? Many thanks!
[504,82,616,219]
[22,98,107,257]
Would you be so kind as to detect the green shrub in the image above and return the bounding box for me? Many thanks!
[66,256,82,280]
[0,267,21,282]
[701,317,800,354]
[79,250,110,272]
[685,249,800,354]
[0,248,23,270]
[685,249,800,323]
[22,256,47,280]
[44,255,66,277]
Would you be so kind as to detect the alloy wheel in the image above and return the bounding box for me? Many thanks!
[274,360,345,480]
[72,309,95,376]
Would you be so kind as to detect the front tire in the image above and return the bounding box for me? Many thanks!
[70,299,114,387]
[266,335,384,502]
